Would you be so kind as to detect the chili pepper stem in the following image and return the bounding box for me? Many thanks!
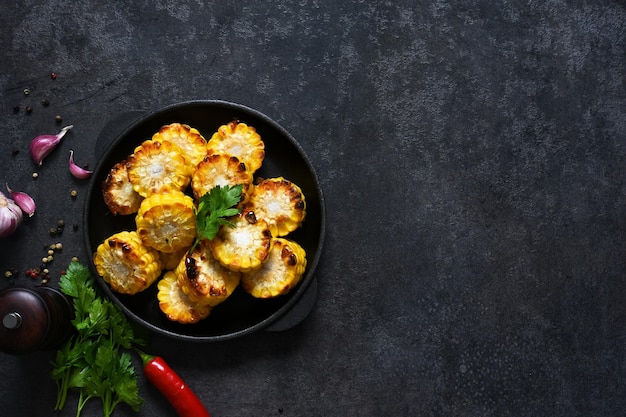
[135,348,153,366]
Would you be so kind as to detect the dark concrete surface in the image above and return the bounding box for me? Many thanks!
[1,1,625,416]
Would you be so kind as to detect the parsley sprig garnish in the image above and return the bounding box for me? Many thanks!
[51,261,146,417]
[191,184,243,252]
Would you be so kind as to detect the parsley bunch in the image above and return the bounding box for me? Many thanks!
[191,184,243,252]
[51,261,146,417]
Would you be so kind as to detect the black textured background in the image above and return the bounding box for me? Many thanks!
[1,1,625,416]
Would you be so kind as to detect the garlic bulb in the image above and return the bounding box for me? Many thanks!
[0,191,23,238]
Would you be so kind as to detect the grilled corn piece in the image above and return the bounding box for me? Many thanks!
[93,230,162,295]
[135,190,196,253]
[246,177,306,237]
[151,122,208,167]
[127,140,192,197]
[206,121,265,174]
[175,240,241,307]
[157,271,211,324]
[209,210,272,273]
[241,238,307,298]
[191,153,253,203]
[101,160,144,215]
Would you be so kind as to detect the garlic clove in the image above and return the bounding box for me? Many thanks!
[30,125,74,166]
[6,184,36,217]
[0,191,23,238]
[69,150,93,179]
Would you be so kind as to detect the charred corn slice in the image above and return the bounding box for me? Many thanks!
[206,121,265,174]
[241,238,307,298]
[151,123,207,167]
[159,247,189,271]
[127,140,192,197]
[135,190,196,253]
[157,271,211,324]
[191,154,253,203]
[101,160,144,215]
[209,210,272,273]
[175,240,241,307]
[246,177,306,236]
[93,231,162,295]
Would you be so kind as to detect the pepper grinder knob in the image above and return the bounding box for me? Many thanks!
[3,312,22,329]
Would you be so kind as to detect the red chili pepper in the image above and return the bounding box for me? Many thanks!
[137,350,211,417]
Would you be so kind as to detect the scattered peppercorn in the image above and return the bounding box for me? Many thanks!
[23,88,30,95]
[51,72,57,80]
[32,172,39,179]
[70,189,78,198]
[25,106,32,114]
[13,105,20,113]
[55,115,62,123]
[41,99,50,106]
[11,148,19,156]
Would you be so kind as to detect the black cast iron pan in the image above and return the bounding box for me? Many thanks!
[83,100,325,342]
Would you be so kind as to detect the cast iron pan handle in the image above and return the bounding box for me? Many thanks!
[94,112,318,333]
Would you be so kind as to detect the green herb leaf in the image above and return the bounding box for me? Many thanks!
[191,184,243,252]
[51,261,146,416]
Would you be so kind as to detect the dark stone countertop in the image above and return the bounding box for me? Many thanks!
[1,1,625,416]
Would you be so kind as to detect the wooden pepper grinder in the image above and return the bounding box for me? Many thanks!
[0,286,73,354]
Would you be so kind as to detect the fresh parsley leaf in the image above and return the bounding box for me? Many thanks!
[52,261,146,417]
[191,184,243,252]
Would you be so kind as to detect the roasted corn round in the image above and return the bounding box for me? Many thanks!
[241,238,307,298]
[135,190,196,253]
[209,210,272,273]
[101,160,144,215]
[206,121,265,174]
[151,122,208,168]
[157,271,212,324]
[175,239,241,307]
[191,153,253,203]
[246,177,306,237]
[93,230,162,295]
[127,140,192,197]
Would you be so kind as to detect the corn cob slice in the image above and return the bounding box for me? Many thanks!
[93,230,162,295]
[209,210,272,273]
[175,240,241,307]
[206,121,265,174]
[246,177,306,237]
[241,238,307,298]
[157,271,211,324]
[151,123,208,168]
[127,140,192,197]
[191,153,253,203]
[101,160,144,215]
[135,190,196,253]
